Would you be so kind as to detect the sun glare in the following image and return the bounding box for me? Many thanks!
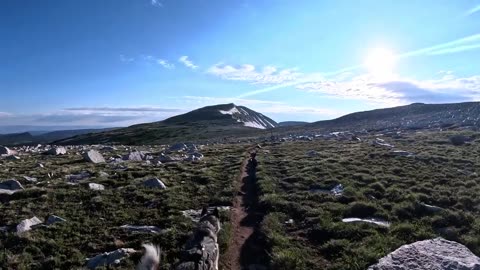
[364,47,397,80]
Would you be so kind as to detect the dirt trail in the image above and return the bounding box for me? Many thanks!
[223,152,268,270]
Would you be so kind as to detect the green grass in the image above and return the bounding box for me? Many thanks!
[256,130,480,269]
[0,144,245,269]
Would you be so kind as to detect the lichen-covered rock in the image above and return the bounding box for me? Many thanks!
[368,238,480,270]
[83,150,105,164]
[16,216,43,234]
[44,146,67,155]
[86,248,136,269]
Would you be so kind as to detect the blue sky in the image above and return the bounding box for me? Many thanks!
[1,0,480,128]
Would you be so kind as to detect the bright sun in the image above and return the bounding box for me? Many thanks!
[364,48,397,79]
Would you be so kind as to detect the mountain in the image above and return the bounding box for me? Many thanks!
[0,125,112,134]
[0,128,117,146]
[55,104,278,145]
[309,102,480,131]
[278,121,309,127]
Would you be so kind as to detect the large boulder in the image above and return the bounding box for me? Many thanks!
[0,146,16,156]
[143,178,167,189]
[83,150,106,164]
[16,216,43,234]
[368,238,480,270]
[44,146,67,155]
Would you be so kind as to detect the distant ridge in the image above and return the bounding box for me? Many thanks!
[55,104,278,145]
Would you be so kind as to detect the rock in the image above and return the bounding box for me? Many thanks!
[101,146,117,151]
[143,178,167,189]
[419,202,444,213]
[450,135,469,146]
[98,171,109,178]
[122,151,144,161]
[22,176,38,182]
[120,225,163,234]
[44,146,67,155]
[46,215,67,225]
[16,216,43,234]
[83,150,106,164]
[342,217,390,228]
[6,155,20,160]
[372,138,394,148]
[306,150,319,157]
[37,163,45,168]
[184,152,204,162]
[391,150,415,157]
[169,143,187,152]
[89,183,105,191]
[0,146,16,156]
[66,171,91,183]
[158,153,181,163]
[86,248,136,269]
[368,238,480,270]
[0,179,24,191]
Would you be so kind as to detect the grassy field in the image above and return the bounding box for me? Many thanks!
[256,130,480,269]
[0,144,245,269]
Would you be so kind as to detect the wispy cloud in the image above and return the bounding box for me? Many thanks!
[207,64,301,85]
[179,56,198,69]
[151,0,163,7]
[296,73,480,105]
[120,54,134,62]
[156,59,174,69]
[466,5,480,16]
[64,106,183,112]
[0,112,12,118]
[183,96,284,106]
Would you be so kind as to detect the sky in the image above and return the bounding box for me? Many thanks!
[1,0,480,129]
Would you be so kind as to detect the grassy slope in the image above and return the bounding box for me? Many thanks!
[0,144,245,269]
[256,130,480,269]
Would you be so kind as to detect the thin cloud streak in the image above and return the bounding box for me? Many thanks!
[179,56,198,69]
[466,5,480,16]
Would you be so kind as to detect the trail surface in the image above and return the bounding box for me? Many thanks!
[223,153,267,270]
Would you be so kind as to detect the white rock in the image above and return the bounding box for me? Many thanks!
[44,146,67,155]
[0,146,17,156]
[368,238,480,270]
[86,248,136,269]
[89,183,105,191]
[83,150,106,164]
[16,216,43,234]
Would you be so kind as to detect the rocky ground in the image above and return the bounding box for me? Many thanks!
[1,128,480,269]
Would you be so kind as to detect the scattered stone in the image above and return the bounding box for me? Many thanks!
[37,163,45,168]
[306,150,319,157]
[0,179,24,191]
[89,183,105,191]
[143,178,167,189]
[310,183,344,196]
[16,216,43,234]
[368,238,480,270]
[390,150,415,157]
[169,143,187,152]
[0,146,16,156]
[44,146,67,155]
[122,151,144,161]
[6,155,20,160]
[66,171,91,183]
[342,217,390,228]
[83,150,106,164]
[372,138,394,148]
[120,225,163,234]
[184,152,204,162]
[46,215,67,225]
[22,176,38,182]
[450,135,469,146]
[419,202,444,214]
[86,248,136,269]
[158,153,181,163]
[98,171,109,178]
[101,146,117,152]
[285,219,294,225]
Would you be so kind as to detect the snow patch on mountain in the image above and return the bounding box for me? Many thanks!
[218,104,278,129]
